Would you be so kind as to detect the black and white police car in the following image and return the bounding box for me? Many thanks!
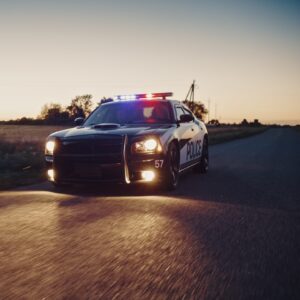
[45,92,208,190]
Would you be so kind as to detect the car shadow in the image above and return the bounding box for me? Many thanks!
[50,182,167,198]
[15,162,298,212]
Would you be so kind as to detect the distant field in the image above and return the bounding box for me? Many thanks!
[0,125,266,190]
[208,126,266,145]
[0,125,68,143]
[0,125,266,144]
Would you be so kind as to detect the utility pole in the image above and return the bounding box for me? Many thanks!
[207,97,211,123]
[184,80,196,112]
[185,80,195,103]
[215,103,217,120]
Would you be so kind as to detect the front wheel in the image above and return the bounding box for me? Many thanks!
[163,142,180,190]
[52,180,70,190]
[194,137,209,173]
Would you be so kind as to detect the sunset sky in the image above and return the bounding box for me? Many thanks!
[0,0,299,124]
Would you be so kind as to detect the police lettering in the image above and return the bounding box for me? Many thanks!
[186,140,201,161]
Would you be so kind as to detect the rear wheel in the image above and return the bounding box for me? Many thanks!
[194,137,209,173]
[163,142,180,190]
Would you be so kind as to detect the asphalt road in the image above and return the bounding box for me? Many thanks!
[0,128,299,299]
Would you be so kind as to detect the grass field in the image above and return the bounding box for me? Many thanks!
[0,125,68,190]
[0,125,266,190]
[0,125,67,143]
[208,126,266,145]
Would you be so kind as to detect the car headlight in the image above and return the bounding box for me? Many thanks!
[132,138,162,154]
[45,140,56,155]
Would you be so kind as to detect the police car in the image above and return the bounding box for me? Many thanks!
[45,92,208,190]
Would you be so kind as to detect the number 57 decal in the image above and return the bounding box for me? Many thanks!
[155,160,164,168]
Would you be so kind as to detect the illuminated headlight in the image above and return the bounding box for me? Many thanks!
[141,170,155,182]
[144,139,157,150]
[47,169,55,181]
[45,140,55,155]
[132,138,162,154]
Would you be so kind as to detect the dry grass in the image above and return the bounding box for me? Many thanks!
[0,125,69,190]
[0,125,69,143]
[208,126,266,145]
[0,140,45,190]
[0,125,266,144]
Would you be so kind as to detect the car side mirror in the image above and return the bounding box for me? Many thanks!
[74,117,84,126]
[179,114,194,123]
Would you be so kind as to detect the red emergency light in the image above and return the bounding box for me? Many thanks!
[114,92,173,101]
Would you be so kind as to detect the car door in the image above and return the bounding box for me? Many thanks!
[175,105,195,170]
[182,107,204,165]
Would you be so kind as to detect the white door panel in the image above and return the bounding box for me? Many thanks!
[175,105,205,168]
[180,123,205,166]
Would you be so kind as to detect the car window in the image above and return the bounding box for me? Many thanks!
[85,101,173,125]
[183,107,193,116]
[175,107,185,121]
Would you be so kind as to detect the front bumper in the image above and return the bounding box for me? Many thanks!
[46,157,166,184]
[45,135,167,184]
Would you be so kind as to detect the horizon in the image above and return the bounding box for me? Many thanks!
[0,0,299,125]
[0,95,299,126]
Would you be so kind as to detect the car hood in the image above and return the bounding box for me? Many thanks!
[49,124,175,139]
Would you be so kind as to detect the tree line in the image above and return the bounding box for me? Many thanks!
[39,95,93,124]
[0,94,263,127]
[207,118,263,127]
[0,95,94,125]
[0,94,210,125]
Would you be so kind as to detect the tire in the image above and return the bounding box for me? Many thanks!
[52,181,61,187]
[163,142,180,190]
[52,181,69,189]
[194,137,209,174]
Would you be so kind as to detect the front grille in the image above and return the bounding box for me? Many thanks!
[54,134,124,181]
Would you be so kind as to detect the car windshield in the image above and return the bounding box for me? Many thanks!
[85,101,173,126]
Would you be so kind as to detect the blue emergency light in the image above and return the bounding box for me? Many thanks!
[113,92,173,101]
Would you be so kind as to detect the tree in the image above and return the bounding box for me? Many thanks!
[39,103,70,124]
[67,94,93,119]
[252,119,262,127]
[240,119,249,126]
[183,100,208,121]
[208,119,220,126]
[38,95,94,124]
[40,103,64,120]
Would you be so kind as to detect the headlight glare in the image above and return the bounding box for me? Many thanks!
[47,169,55,181]
[45,141,55,155]
[144,139,157,151]
[132,138,161,154]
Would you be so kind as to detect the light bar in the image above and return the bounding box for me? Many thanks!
[113,92,173,101]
